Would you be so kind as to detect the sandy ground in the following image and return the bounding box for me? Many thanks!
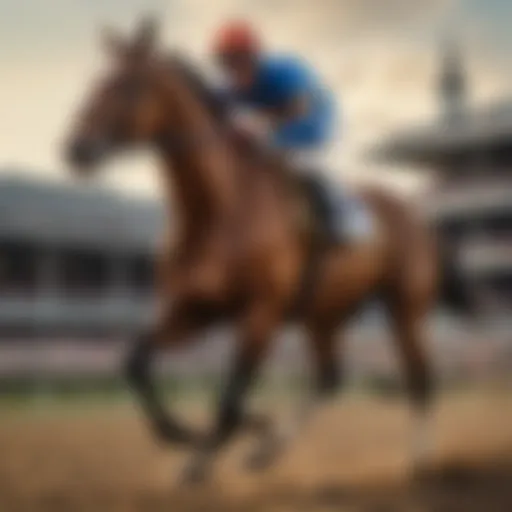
[0,389,511,511]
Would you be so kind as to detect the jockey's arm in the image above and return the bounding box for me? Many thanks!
[270,93,329,150]
[230,93,311,137]
[266,93,311,127]
[230,95,319,150]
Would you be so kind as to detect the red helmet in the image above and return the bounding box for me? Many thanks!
[212,20,261,57]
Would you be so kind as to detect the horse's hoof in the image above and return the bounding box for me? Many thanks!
[152,418,196,446]
[179,464,208,487]
[244,438,280,472]
[178,457,211,487]
[244,412,274,436]
[245,449,273,472]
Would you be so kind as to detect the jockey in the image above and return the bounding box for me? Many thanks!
[211,20,371,242]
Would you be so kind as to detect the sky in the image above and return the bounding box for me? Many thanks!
[1,0,511,197]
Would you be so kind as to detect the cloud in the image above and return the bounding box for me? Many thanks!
[0,0,510,196]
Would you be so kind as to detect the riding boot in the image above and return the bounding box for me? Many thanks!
[301,174,344,244]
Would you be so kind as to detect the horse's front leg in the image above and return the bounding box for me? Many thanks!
[124,300,202,446]
[180,300,279,485]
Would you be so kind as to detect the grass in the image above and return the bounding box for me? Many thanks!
[0,373,509,413]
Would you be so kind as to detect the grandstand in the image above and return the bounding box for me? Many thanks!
[373,40,512,310]
[0,173,162,337]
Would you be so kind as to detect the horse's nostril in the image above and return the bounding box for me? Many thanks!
[66,140,99,168]
[67,141,85,164]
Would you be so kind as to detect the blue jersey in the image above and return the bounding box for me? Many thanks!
[228,55,337,150]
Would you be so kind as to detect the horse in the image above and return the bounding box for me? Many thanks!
[63,18,472,484]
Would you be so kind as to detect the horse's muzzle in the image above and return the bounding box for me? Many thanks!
[65,137,108,173]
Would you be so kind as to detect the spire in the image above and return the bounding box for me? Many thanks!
[439,36,467,124]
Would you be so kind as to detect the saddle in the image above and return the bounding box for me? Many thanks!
[286,172,335,315]
[297,173,337,243]
[288,171,344,246]
[293,171,374,246]
[230,128,371,245]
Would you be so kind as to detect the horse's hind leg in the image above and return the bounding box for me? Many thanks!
[385,296,435,472]
[245,322,344,471]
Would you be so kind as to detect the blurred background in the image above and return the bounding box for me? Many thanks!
[0,1,511,511]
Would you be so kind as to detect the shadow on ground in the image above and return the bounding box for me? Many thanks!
[2,459,511,512]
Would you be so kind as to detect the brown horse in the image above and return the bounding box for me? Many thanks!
[64,19,472,484]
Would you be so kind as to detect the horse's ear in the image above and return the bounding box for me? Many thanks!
[100,26,126,59]
[132,15,159,55]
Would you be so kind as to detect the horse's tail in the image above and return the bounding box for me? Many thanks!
[438,238,475,316]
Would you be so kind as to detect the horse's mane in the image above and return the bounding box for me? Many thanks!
[166,53,289,185]
[168,53,229,124]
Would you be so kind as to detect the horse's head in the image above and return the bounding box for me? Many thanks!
[64,17,171,173]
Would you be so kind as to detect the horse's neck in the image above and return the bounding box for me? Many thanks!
[158,76,238,241]
[156,64,290,246]
[160,154,227,237]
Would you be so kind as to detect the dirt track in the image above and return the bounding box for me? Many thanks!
[0,390,511,511]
